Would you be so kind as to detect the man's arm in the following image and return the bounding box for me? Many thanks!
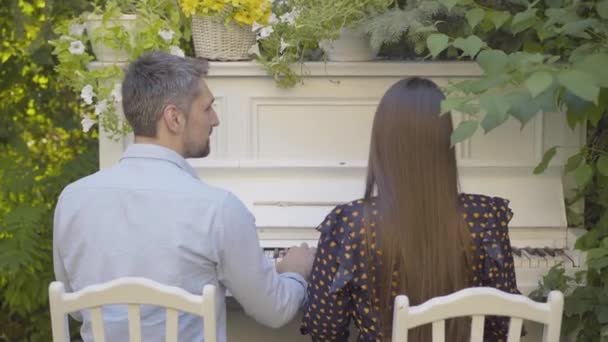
[215,193,307,328]
[52,195,82,321]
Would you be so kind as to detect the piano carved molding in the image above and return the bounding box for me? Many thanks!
[99,61,586,297]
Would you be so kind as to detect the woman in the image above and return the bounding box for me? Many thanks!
[300,77,520,341]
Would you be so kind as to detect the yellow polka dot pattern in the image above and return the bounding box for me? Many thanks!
[300,194,520,342]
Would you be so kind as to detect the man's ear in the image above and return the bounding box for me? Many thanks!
[160,104,185,134]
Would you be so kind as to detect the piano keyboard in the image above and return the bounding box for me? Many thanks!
[512,246,582,268]
[264,248,286,264]
[262,246,585,295]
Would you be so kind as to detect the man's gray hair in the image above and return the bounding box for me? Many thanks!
[121,51,209,137]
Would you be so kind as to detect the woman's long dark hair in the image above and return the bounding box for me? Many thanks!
[364,77,472,340]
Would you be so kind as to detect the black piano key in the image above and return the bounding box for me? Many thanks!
[543,247,556,257]
[512,247,522,257]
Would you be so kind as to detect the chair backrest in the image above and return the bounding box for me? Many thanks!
[48,278,216,342]
[391,287,564,342]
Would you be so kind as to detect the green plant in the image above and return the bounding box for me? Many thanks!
[410,0,608,339]
[253,0,392,88]
[0,0,98,340]
[49,0,187,139]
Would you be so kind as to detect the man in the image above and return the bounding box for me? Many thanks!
[53,51,315,341]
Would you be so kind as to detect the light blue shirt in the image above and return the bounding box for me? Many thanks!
[53,144,307,342]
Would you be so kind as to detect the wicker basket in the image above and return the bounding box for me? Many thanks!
[192,15,256,61]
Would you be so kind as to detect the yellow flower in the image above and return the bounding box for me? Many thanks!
[179,0,271,25]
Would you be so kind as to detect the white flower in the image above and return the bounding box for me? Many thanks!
[169,45,185,57]
[69,23,86,36]
[248,43,261,57]
[280,11,297,25]
[81,115,97,133]
[256,26,274,41]
[280,38,291,53]
[94,100,108,115]
[158,29,175,42]
[110,83,122,103]
[251,21,263,32]
[80,84,95,105]
[68,40,86,55]
[269,13,279,24]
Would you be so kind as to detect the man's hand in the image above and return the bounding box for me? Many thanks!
[276,243,316,280]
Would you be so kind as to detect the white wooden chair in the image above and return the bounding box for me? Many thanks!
[392,287,564,342]
[49,277,216,342]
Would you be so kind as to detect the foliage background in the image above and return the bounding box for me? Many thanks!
[0,0,98,340]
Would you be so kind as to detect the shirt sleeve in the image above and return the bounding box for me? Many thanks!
[215,192,307,328]
[301,207,353,341]
[53,194,83,322]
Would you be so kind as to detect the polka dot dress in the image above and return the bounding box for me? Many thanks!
[300,194,520,342]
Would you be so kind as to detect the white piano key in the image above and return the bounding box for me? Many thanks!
[528,249,549,268]
[520,249,539,268]
[512,254,523,268]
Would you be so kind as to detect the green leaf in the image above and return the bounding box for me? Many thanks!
[476,49,509,75]
[453,35,484,58]
[575,54,608,88]
[480,93,511,132]
[534,146,557,174]
[589,256,608,270]
[509,85,557,126]
[466,8,486,30]
[598,305,608,324]
[441,97,479,115]
[576,229,602,250]
[454,74,511,94]
[570,44,597,63]
[511,9,538,34]
[588,104,604,127]
[545,0,563,8]
[511,52,544,67]
[427,34,450,58]
[558,70,600,104]
[561,315,580,336]
[574,162,593,188]
[507,91,538,126]
[451,120,479,146]
[525,71,554,98]
[598,155,608,177]
[599,0,608,19]
[567,106,585,130]
[439,0,460,11]
[565,153,584,173]
[562,19,598,37]
[487,10,511,29]
[589,88,608,127]
[587,247,608,260]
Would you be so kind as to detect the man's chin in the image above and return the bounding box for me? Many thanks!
[185,145,210,159]
[198,145,211,158]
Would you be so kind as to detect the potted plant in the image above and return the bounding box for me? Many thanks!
[83,0,138,62]
[49,0,186,138]
[179,0,273,61]
[250,0,391,88]
[296,0,392,62]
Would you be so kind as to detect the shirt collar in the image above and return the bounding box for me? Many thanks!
[120,144,199,180]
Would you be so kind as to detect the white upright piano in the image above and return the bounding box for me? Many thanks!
[99,61,585,341]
